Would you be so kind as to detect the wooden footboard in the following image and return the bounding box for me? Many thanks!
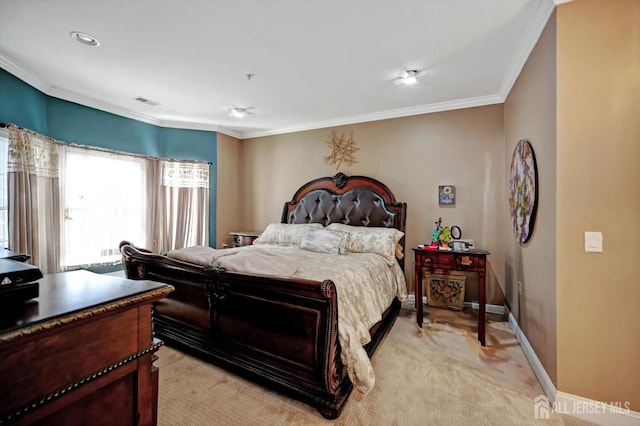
[120,241,403,418]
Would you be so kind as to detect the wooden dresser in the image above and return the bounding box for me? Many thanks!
[0,270,173,425]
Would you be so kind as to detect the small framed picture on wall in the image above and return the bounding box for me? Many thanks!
[439,185,455,206]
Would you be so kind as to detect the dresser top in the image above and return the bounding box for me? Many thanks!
[0,270,173,339]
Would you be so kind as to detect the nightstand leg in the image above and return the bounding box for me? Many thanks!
[415,266,423,327]
[478,271,486,346]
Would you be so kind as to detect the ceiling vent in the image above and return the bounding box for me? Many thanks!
[134,96,161,106]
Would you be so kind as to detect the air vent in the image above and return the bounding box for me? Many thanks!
[134,96,161,106]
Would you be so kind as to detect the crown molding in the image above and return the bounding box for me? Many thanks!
[0,53,51,94]
[47,86,167,127]
[215,127,244,139]
[239,94,503,139]
[497,0,556,101]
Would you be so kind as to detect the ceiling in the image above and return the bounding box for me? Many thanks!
[0,0,559,139]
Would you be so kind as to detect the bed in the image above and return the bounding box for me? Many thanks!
[120,173,407,418]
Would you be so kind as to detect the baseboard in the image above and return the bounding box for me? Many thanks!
[507,313,557,401]
[554,392,640,426]
[407,294,505,315]
[508,313,640,426]
[464,301,504,315]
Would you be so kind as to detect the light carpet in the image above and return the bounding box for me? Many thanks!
[155,303,593,425]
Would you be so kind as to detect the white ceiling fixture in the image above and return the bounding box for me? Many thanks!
[228,107,255,119]
[69,31,101,47]
[393,70,430,87]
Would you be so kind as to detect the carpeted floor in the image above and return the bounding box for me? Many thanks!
[155,303,593,425]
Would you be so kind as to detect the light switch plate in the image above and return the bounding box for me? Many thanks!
[584,231,603,252]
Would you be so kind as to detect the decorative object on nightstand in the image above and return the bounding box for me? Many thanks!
[430,217,442,248]
[438,226,452,250]
[438,185,455,205]
[230,231,261,247]
[426,272,466,310]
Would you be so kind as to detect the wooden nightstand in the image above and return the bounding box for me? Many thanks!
[413,247,490,346]
[230,231,261,247]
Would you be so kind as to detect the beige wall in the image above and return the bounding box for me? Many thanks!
[214,0,640,411]
[216,133,243,249]
[504,12,558,383]
[504,0,640,408]
[240,107,506,304]
[556,0,640,409]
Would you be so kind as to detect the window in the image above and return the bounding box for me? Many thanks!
[4,125,209,272]
[60,147,147,269]
[0,130,7,250]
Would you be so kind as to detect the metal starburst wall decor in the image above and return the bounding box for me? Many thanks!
[324,130,359,170]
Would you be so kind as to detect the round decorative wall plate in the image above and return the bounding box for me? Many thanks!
[509,139,538,244]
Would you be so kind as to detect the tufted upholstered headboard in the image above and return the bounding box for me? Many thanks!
[281,173,407,269]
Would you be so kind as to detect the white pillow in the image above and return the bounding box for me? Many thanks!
[326,223,404,244]
[299,227,348,254]
[326,223,404,263]
[253,223,323,247]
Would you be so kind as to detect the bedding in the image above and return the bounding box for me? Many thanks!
[298,227,348,254]
[268,245,407,393]
[168,242,407,393]
[327,223,404,265]
[252,222,322,246]
[167,245,298,276]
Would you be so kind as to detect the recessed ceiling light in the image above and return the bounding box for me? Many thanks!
[70,31,101,47]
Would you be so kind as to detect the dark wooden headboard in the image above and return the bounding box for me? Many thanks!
[281,173,407,268]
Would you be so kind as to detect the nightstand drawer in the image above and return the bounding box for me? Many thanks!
[415,251,439,266]
[451,253,485,271]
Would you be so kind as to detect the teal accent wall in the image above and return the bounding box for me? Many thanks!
[46,97,160,156]
[0,70,47,133]
[0,68,218,246]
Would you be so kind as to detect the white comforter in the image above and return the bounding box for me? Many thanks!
[276,245,407,394]
[167,244,407,394]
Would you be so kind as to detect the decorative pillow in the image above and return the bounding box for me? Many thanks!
[326,223,404,244]
[326,224,404,263]
[299,227,348,255]
[253,223,323,247]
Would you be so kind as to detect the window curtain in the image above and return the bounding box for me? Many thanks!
[146,158,165,253]
[7,126,61,274]
[158,161,209,252]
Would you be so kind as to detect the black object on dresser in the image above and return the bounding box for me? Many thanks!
[0,250,43,304]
